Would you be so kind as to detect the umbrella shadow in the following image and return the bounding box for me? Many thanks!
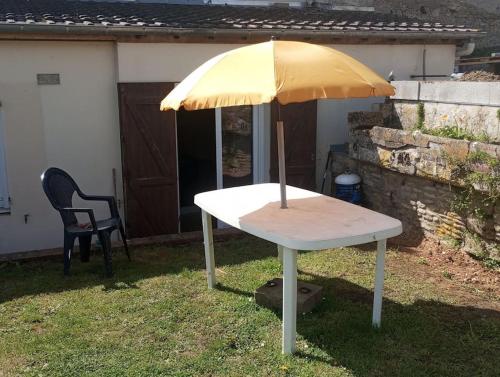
[236,194,402,251]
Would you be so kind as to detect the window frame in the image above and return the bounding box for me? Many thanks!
[0,109,10,212]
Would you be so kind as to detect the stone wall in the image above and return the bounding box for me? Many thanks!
[332,152,465,245]
[334,110,499,260]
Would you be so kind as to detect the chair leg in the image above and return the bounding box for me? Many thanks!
[79,235,92,262]
[63,233,76,276]
[98,231,113,278]
[119,221,131,261]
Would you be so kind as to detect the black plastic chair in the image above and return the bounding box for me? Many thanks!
[41,167,130,276]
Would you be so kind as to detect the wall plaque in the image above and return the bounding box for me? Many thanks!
[37,73,60,85]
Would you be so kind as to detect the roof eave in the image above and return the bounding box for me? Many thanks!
[0,24,486,43]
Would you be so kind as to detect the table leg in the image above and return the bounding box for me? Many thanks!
[277,244,283,265]
[282,247,297,354]
[201,210,216,289]
[372,239,386,327]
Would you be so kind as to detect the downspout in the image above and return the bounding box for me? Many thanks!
[456,42,476,57]
[422,46,426,81]
[455,42,475,74]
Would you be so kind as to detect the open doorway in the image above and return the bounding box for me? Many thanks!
[176,109,217,232]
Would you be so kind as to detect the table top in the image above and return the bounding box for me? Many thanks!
[195,183,402,250]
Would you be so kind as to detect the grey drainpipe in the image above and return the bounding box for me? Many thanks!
[456,42,476,57]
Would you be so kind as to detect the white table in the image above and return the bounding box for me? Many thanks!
[194,183,402,354]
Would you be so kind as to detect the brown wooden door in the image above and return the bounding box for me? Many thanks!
[118,83,179,238]
[270,100,317,191]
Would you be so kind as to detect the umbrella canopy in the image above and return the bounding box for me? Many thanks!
[160,40,395,208]
[160,40,394,111]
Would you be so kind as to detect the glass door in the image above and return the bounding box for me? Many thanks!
[215,105,268,227]
[215,105,268,190]
[221,105,253,187]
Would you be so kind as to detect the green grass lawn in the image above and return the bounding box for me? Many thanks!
[0,236,499,377]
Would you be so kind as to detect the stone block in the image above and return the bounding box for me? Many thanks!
[348,111,383,130]
[441,139,470,161]
[376,147,392,167]
[354,146,380,165]
[379,103,395,120]
[469,141,500,159]
[370,126,407,148]
[389,149,418,175]
[255,278,323,314]
[412,131,431,148]
[349,130,373,147]
[399,130,417,146]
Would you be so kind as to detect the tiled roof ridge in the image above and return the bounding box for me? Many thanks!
[0,0,481,34]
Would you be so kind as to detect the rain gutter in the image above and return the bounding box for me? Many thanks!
[0,23,486,42]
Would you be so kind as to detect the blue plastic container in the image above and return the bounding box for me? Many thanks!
[334,170,362,204]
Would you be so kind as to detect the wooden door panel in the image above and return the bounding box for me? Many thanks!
[270,100,317,191]
[118,83,179,238]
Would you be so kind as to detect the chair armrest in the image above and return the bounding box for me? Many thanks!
[79,195,119,218]
[60,207,98,231]
[81,195,113,201]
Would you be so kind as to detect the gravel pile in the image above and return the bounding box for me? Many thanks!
[458,71,500,81]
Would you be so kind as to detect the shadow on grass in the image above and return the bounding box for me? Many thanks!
[228,269,500,377]
[0,237,276,303]
[1,237,498,376]
[295,273,499,376]
[216,283,253,298]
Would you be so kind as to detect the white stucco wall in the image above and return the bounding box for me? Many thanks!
[117,42,456,190]
[0,41,122,254]
[0,40,456,254]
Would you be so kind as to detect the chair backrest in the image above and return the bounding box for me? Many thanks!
[41,167,81,227]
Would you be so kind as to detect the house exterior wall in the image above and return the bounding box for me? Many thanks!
[117,42,456,190]
[0,40,456,254]
[0,41,122,254]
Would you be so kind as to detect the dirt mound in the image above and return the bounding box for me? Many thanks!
[393,238,500,311]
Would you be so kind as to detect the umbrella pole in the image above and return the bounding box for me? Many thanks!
[277,120,287,209]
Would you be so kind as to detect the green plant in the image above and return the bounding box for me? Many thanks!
[463,230,500,265]
[421,125,490,143]
[448,237,462,249]
[442,271,453,279]
[497,108,500,122]
[448,151,499,220]
[416,102,425,130]
[417,257,429,265]
[484,258,500,270]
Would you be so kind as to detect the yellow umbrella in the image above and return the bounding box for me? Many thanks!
[161,40,394,207]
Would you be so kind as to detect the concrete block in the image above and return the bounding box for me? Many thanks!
[255,278,323,314]
[391,81,419,100]
[419,82,492,105]
[488,84,500,106]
